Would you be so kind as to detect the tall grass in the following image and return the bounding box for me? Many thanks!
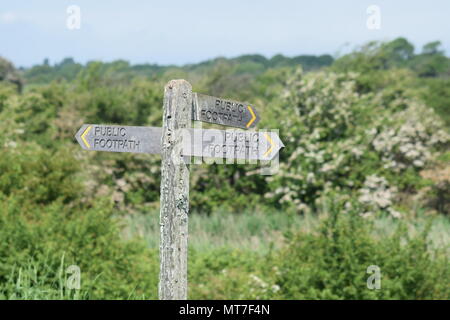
[0,255,88,300]
[122,209,319,252]
[122,209,450,254]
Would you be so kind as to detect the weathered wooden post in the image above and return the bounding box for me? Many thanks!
[74,79,284,300]
[159,80,192,300]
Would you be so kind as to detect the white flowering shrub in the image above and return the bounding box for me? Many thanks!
[267,68,373,211]
[267,68,449,214]
[358,175,401,218]
[247,274,280,299]
[371,101,449,172]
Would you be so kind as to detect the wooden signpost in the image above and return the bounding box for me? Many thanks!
[192,93,260,129]
[75,79,284,300]
[75,125,283,161]
[75,124,161,154]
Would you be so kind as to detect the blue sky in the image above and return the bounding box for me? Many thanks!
[1,0,449,67]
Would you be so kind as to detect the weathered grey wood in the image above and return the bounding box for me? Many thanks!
[159,80,192,300]
[75,124,162,154]
[74,124,285,161]
[182,128,284,161]
[192,93,260,129]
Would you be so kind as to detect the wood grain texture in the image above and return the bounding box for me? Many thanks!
[159,80,192,300]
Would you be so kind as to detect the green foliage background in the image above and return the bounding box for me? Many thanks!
[0,38,449,299]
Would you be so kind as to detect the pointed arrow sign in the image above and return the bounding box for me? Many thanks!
[192,93,260,129]
[75,124,283,161]
[75,124,162,154]
[182,128,284,161]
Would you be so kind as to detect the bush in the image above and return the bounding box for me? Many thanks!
[0,141,158,299]
[267,67,449,215]
[0,200,160,299]
[276,201,450,299]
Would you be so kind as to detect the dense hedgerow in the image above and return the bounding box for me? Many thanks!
[266,67,449,216]
[0,200,160,299]
[275,200,450,299]
[0,140,448,299]
[0,140,159,299]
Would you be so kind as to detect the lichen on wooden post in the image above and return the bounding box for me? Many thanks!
[159,79,192,300]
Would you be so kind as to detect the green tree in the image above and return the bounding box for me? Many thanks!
[0,57,23,92]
